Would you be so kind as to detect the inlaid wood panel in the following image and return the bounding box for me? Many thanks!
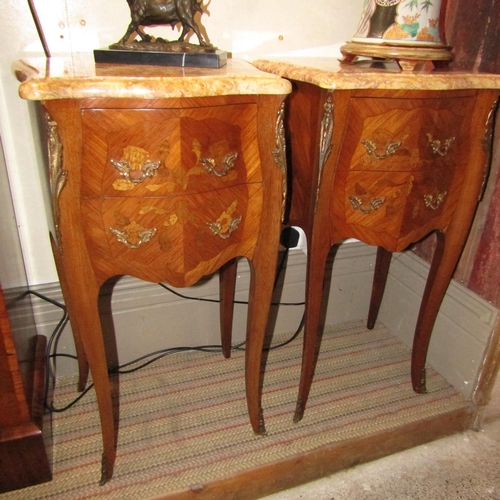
[81,104,261,199]
[341,167,462,250]
[329,93,474,251]
[81,108,180,198]
[81,183,263,287]
[345,96,475,172]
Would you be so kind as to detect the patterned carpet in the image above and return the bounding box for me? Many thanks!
[2,321,469,499]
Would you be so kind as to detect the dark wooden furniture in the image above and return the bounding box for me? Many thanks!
[0,142,51,491]
[0,286,51,493]
[253,58,500,422]
[15,57,290,483]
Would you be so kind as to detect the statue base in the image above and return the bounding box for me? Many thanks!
[94,42,227,68]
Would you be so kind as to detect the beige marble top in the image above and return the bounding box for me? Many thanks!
[14,55,291,101]
[252,58,500,91]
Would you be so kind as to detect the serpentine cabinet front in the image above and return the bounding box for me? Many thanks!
[283,81,499,422]
[39,91,288,483]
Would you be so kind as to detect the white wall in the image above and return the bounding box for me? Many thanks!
[0,0,363,286]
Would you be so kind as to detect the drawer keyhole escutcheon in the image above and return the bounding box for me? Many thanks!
[111,158,161,184]
[361,139,402,160]
[348,195,386,214]
[423,191,447,210]
[208,215,242,239]
[109,225,157,249]
[426,134,455,157]
[200,152,238,177]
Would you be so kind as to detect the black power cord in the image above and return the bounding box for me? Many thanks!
[21,290,69,411]
[45,229,305,412]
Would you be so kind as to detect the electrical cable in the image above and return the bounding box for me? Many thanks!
[44,246,305,412]
[156,283,305,306]
[157,249,305,307]
[22,290,69,409]
[48,314,304,411]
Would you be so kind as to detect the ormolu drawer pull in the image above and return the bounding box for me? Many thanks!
[111,158,161,184]
[426,134,455,157]
[208,215,242,239]
[109,225,157,249]
[348,195,386,214]
[361,139,402,160]
[423,192,447,210]
[200,152,238,177]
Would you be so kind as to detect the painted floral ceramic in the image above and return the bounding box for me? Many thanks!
[352,0,445,46]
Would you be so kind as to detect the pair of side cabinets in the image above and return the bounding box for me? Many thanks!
[14,60,500,484]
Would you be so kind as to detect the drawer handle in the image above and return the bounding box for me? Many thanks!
[348,195,386,214]
[109,225,157,249]
[200,152,238,177]
[207,215,242,239]
[111,158,161,184]
[427,135,455,157]
[423,192,447,210]
[361,140,402,160]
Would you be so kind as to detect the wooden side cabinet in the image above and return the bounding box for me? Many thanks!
[15,57,291,483]
[253,58,500,422]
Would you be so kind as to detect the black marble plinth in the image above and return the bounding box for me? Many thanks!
[94,48,227,68]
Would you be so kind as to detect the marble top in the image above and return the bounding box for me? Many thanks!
[14,55,291,101]
[252,58,500,91]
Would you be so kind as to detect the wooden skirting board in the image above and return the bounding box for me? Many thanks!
[28,243,498,405]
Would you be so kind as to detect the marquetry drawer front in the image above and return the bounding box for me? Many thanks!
[81,183,263,286]
[81,104,261,198]
[344,167,459,240]
[345,96,475,172]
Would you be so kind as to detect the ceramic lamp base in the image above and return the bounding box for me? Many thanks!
[340,41,453,71]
